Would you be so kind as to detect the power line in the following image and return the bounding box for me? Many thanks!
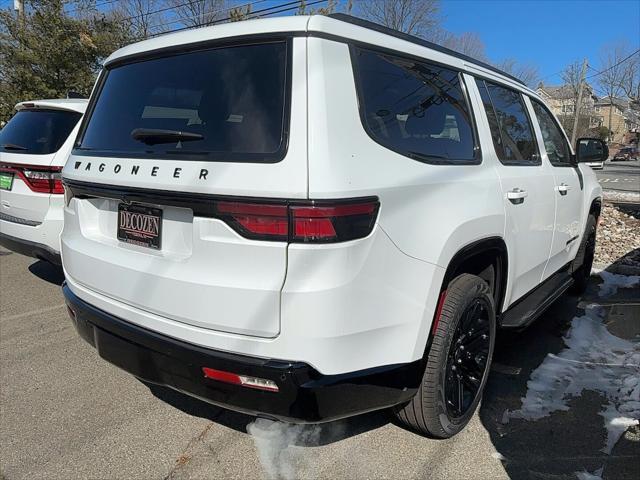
[586,48,640,79]
[66,0,123,16]
[151,0,320,37]
[9,0,303,40]
[148,0,267,33]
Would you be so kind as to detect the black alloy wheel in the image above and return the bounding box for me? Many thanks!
[444,298,491,419]
[394,273,496,438]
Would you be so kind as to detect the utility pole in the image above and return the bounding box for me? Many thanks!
[14,0,24,26]
[571,58,589,147]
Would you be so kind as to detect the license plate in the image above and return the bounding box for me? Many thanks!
[0,172,14,191]
[117,203,162,249]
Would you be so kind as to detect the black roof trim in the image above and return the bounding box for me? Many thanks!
[328,13,526,86]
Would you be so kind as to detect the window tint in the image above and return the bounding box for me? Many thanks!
[531,100,572,166]
[475,79,505,159]
[476,79,538,165]
[0,109,81,155]
[352,47,477,164]
[78,41,289,162]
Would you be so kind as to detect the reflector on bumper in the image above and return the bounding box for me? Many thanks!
[202,367,279,392]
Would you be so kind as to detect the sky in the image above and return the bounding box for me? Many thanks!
[1,0,638,89]
[440,0,640,87]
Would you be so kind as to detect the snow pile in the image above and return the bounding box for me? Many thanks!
[598,271,640,297]
[504,307,640,454]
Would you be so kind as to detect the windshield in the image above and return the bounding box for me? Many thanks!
[77,41,289,163]
[0,109,82,155]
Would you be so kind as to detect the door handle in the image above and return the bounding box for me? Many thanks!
[506,188,528,204]
[556,183,571,195]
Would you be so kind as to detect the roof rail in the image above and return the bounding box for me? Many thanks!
[327,13,526,86]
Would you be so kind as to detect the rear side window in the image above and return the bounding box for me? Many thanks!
[351,47,477,164]
[77,41,289,162]
[0,109,81,155]
[476,79,538,165]
[531,100,572,166]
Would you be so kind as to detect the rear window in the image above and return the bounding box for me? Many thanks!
[0,109,82,155]
[76,41,290,162]
[351,46,477,164]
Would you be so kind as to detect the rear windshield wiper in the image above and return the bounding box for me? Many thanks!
[1,143,28,151]
[131,128,203,146]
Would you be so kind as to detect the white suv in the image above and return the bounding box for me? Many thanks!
[1,99,87,264]
[61,15,605,438]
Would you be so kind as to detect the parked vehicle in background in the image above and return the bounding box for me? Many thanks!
[0,99,87,264]
[585,159,605,170]
[61,14,605,439]
[612,146,639,161]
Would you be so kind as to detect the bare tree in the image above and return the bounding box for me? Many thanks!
[229,3,251,22]
[559,60,594,140]
[596,42,629,141]
[497,58,540,87]
[167,0,228,28]
[619,49,640,107]
[358,0,440,38]
[116,0,167,39]
[441,31,486,60]
[297,0,337,15]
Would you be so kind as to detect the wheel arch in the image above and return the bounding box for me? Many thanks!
[441,237,509,316]
[589,197,602,219]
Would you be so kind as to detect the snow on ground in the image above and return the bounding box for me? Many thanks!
[503,306,640,455]
[602,190,640,204]
[598,271,640,297]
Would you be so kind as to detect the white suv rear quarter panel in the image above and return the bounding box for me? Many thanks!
[302,38,505,365]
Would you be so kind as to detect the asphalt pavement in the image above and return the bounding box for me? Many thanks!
[1,248,638,480]
[595,159,640,193]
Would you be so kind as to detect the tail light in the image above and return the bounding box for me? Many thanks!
[0,163,63,194]
[214,198,379,243]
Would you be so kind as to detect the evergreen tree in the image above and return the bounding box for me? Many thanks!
[0,0,133,122]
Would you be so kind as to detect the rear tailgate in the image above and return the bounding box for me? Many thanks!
[62,37,307,338]
[1,108,82,223]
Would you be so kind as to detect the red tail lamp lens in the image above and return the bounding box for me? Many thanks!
[0,164,63,194]
[291,202,379,243]
[215,201,288,240]
[213,198,379,243]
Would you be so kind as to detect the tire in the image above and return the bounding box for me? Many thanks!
[394,274,496,438]
[571,214,597,294]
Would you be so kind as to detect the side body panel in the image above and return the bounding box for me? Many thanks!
[301,38,505,364]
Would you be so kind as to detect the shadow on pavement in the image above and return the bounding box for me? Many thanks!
[479,251,640,479]
[143,380,391,447]
[28,259,65,286]
[142,251,639,471]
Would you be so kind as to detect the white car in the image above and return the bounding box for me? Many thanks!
[61,14,604,438]
[0,99,87,264]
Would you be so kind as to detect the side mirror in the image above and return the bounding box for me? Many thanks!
[576,138,608,163]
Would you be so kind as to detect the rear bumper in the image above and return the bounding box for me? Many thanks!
[63,284,421,423]
[0,231,61,265]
